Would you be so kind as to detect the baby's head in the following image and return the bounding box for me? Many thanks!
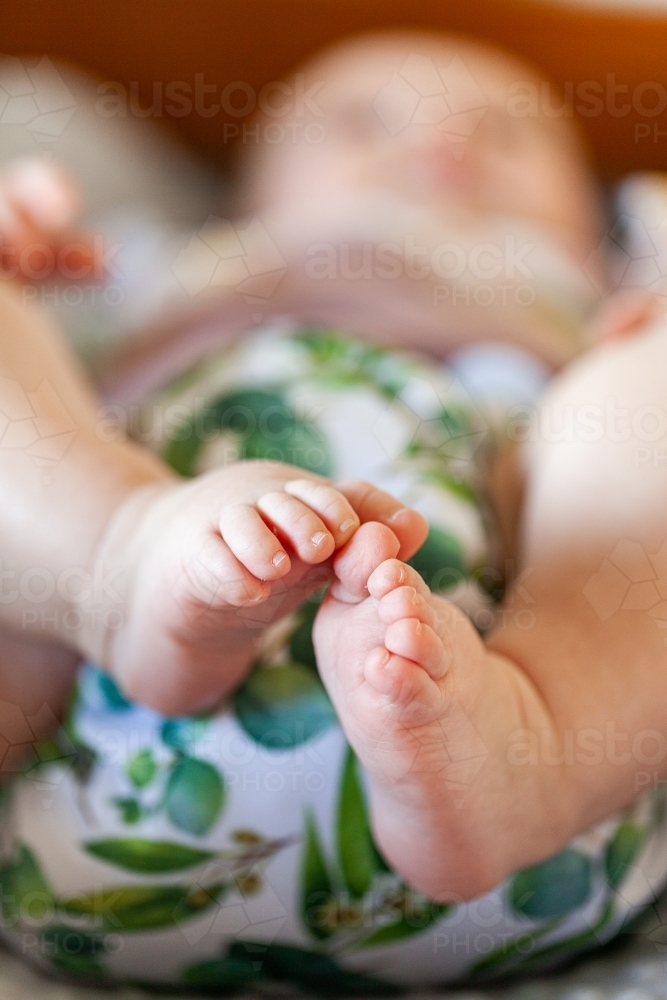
[239,31,604,277]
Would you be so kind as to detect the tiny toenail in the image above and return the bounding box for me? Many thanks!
[311,531,329,547]
[272,552,288,568]
[339,518,356,533]
[387,507,407,522]
[377,647,391,667]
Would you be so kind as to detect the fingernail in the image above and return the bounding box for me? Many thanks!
[339,518,357,533]
[311,531,329,547]
[272,551,288,568]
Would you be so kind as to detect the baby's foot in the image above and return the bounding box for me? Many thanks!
[314,526,549,901]
[80,463,426,717]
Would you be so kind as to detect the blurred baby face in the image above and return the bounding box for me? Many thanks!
[243,33,603,270]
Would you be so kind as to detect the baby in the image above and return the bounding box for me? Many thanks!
[0,31,666,989]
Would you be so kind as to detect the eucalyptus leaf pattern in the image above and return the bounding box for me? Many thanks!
[301,811,335,941]
[605,821,646,890]
[299,747,450,953]
[63,882,227,931]
[337,749,376,899]
[234,661,337,749]
[160,716,210,753]
[164,757,225,836]
[164,387,332,479]
[0,844,56,926]
[41,927,108,981]
[509,848,593,919]
[85,839,216,874]
[126,749,157,789]
[181,939,402,997]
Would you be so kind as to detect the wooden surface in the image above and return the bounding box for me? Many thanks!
[3,0,667,177]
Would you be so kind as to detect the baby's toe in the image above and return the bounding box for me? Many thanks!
[377,584,434,631]
[364,646,441,717]
[257,491,335,563]
[179,534,270,611]
[367,559,430,601]
[338,481,428,560]
[330,522,400,603]
[219,503,292,580]
[384,619,446,679]
[283,479,360,546]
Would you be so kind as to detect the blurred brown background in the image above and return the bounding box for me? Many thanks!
[4,0,667,178]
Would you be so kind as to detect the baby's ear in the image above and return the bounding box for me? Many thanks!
[587,287,663,344]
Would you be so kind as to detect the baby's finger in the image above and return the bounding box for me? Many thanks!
[336,481,428,560]
[219,504,291,580]
[257,491,335,563]
[283,479,359,545]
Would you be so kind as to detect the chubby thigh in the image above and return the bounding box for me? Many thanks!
[1,327,666,989]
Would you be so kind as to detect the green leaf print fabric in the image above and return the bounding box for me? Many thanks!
[3,327,667,991]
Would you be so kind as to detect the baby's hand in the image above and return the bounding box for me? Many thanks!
[81,460,427,716]
[0,157,99,284]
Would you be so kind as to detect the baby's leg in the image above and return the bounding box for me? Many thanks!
[314,526,559,902]
[0,633,79,776]
[314,319,667,903]
[489,317,667,825]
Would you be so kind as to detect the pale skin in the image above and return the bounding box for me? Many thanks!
[1,32,667,904]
